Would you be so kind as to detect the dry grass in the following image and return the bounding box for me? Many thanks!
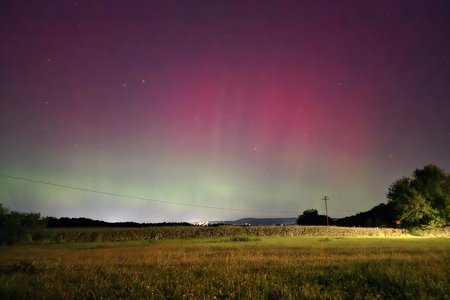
[0,236,449,299]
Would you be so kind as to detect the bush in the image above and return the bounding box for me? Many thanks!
[0,204,46,245]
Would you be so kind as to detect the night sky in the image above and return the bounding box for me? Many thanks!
[1,1,449,223]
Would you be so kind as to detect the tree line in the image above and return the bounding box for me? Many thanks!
[297,164,449,229]
[46,217,192,228]
[0,206,194,245]
[2,164,448,244]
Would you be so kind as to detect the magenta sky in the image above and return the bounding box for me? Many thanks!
[1,1,449,222]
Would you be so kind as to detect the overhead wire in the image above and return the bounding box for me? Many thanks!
[0,174,298,214]
[0,174,364,215]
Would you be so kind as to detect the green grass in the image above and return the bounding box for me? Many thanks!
[0,236,449,299]
[228,236,261,242]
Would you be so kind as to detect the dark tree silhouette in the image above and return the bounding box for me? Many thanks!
[45,216,193,228]
[334,203,396,227]
[0,203,45,245]
[387,164,450,228]
[297,209,331,226]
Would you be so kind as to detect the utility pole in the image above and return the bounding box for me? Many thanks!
[323,196,329,226]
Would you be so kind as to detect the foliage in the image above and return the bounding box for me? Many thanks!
[335,203,396,227]
[0,204,46,245]
[387,164,450,228]
[296,209,331,225]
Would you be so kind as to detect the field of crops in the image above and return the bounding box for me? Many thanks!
[1,234,449,299]
[47,225,409,243]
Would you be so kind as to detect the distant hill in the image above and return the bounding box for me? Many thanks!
[212,217,297,226]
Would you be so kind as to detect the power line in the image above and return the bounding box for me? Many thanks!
[322,195,329,226]
[0,174,365,215]
[0,174,294,214]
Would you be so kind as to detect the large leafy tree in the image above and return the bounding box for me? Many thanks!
[387,164,450,228]
[297,209,331,226]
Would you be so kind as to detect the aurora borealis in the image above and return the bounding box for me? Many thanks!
[1,1,449,222]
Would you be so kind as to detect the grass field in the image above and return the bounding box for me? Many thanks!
[0,235,449,299]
